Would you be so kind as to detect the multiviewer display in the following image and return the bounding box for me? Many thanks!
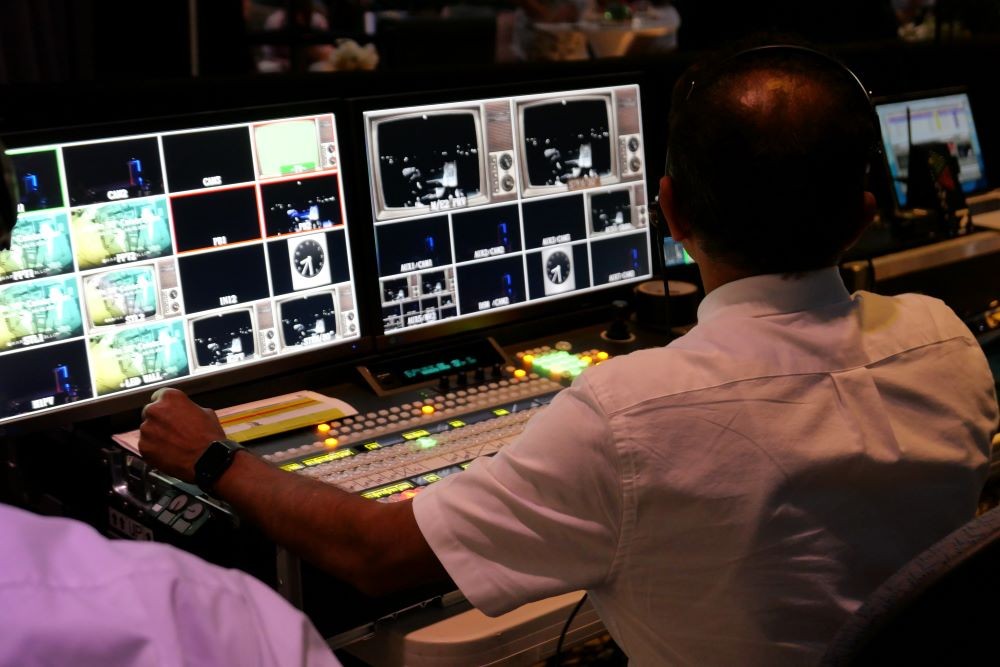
[875,92,988,208]
[365,85,653,334]
[0,113,360,423]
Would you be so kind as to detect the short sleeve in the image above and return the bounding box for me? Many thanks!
[412,376,621,616]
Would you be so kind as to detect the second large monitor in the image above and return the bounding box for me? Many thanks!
[364,84,653,336]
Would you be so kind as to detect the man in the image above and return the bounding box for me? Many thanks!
[0,145,341,667]
[139,47,998,665]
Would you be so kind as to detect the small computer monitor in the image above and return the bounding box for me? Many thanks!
[362,84,652,339]
[0,107,364,427]
[875,91,988,208]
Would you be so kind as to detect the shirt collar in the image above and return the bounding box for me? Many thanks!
[696,266,851,324]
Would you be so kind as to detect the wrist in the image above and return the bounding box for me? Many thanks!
[194,439,245,492]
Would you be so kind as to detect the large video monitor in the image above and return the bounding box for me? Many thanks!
[875,91,988,208]
[363,84,653,339]
[0,108,364,427]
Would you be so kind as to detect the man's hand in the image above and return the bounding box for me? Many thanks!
[138,388,226,482]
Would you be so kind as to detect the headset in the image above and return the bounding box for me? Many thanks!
[664,43,881,180]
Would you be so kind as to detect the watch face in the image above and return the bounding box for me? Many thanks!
[287,232,332,291]
[541,245,575,295]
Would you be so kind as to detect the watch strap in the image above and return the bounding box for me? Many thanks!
[194,439,245,491]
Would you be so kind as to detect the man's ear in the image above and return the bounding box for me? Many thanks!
[659,175,691,242]
[843,191,878,252]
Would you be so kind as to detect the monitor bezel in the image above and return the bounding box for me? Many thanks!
[0,99,373,435]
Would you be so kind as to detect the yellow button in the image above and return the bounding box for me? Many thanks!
[596,351,610,361]
[421,405,436,415]
[580,356,593,366]
[522,354,535,365]
[316,423,331,434]
[323,437,339,448]
[513,368,527,378]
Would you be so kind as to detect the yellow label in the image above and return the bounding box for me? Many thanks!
[363,442,382,450]
[492,408,510,417]
[303,450,354,466]
[422,474,442,483]
[279,463,305,472]
[448,420,466,428]
[362,482,415,500]
[460,462,472,470]
[402,429,431,440]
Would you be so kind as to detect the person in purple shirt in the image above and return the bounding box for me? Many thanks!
[0,143,341,667]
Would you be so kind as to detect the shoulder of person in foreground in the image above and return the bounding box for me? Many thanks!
[0,503,341,667]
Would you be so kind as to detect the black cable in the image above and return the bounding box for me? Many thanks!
[553,592,588,665]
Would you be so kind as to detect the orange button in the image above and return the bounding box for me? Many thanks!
[421,405,436,415]
[522,354,535,365]
[316,423,331,434]
[323,437,339,448]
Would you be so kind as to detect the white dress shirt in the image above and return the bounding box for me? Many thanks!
[414,267,998,666]
[0,503,340,667]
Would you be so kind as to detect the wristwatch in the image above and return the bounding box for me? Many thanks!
[194,439,245,491]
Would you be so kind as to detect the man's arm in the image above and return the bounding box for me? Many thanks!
[138,388,448,598]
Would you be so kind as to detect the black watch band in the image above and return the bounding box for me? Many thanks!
[194,439,245,491]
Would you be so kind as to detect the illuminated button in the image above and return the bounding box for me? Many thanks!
[513,369,527,378]
[580,356,593,366]
[316,423,331,434]
[596,351,610,361]
[522,354,535,365]
[421,405,436,415]
[415,437,438,450]
[324,437,339,448]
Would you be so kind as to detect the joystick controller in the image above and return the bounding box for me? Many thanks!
[601,299,636,344]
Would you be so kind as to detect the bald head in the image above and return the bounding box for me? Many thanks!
[665,48,876,275]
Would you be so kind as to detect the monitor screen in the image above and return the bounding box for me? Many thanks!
[0,112,361,425]
[662,237,695,267]
[875,92,988,208]
[365,85,652,336]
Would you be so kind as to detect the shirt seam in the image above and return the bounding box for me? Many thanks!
[603,334,976,417]
[578,374,637,589]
